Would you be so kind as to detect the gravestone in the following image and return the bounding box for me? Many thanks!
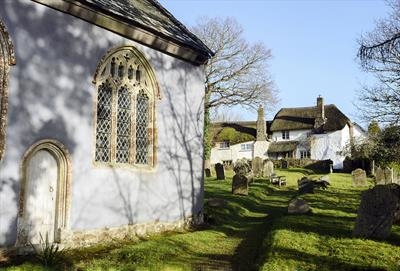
[233,159,251,176]
[281,160,288,169]
[351,168,367,187]
[215,163,225,180]
[375,167,385,185]
[232,174,249,195]
[288,198,311,214]
[384,168,393,184]
[205,168,211,178]
[298,177,314,194]
[354,184,400,240]
[252,157,263,177]
[262,160,274,178]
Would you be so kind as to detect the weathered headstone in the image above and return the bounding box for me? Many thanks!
[384,167,394,184]
[351,168,367,187]
[232,174,249,195]
[375,167,385,185]
[215,163,225,180]
[354,184,400,239]
[232,159,251,195]
[252,157,263,177]
[262,160,274,178]
[298,177,315,194]
[205,168,211,178]
[288,198,311,214]
[281,160,288,169]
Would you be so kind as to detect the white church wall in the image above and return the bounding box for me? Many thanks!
[0,1,205,246]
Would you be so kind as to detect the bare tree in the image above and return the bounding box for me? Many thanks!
[357,1,400,124]
[192,17,277,113]
[191,17,277,159]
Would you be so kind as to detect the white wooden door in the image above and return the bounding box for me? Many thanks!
[24,150,58,244]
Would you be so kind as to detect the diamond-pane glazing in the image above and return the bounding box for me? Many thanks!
[136,90,149,164]
[95,83,112,162]
[116,87,131,163]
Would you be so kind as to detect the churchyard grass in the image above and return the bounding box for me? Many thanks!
[2,169,400,270]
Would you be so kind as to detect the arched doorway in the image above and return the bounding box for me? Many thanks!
[16,139,71,245]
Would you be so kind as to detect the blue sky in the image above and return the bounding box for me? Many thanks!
[160,0,391,126]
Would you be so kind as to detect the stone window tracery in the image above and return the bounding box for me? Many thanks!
[93,46,160,168]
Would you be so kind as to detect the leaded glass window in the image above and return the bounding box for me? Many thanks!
[93,46,158,168]
[95,82,112,162]
[116,86,131,163]
[136,90,149,164]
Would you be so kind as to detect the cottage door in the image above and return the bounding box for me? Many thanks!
[24,149,58,244]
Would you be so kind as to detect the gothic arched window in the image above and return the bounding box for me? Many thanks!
[93,46,160,168]
[0,19,16,161]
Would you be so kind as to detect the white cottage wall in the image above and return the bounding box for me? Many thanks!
[271,129,309,142]
[0,1,205,246]
[310,126,349,169]
[210,141,255,164]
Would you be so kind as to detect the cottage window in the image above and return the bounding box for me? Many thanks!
[93,46,160,168]
[300,150,311,159]
[219,141,230,149]
[241,143,253,151]
[282,130,290,140]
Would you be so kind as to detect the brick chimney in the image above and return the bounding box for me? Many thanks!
[256,105,267,141]
[314,95,326,130]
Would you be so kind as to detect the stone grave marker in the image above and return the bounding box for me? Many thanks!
[232,174,249,195]
[288,198,311,214]
[281,160,288,169]
[215,163,225,180]
[384,167,394,184]
[252,157,263,177]
[375,167,385,185]
[262,160,274,178]
[351,168,367,187]
[354,184,400,239]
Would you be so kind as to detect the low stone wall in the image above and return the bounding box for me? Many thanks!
[61,215,202,248]
[13,215,202,254]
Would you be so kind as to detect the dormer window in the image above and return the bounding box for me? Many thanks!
[282,130,290,140]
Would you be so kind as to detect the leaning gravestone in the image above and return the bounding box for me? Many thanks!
[252,157,263,177]
[351,168,367,187]
[262,160,274,178]
[215,163,225,180]
[205,168,211,178]
[354,184,400,239]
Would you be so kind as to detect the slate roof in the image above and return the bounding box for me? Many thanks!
[270,104,350,132]
[33,0,213,65]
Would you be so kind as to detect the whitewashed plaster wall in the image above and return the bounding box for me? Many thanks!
[271,129,309,142]
[0,1,205,246]
[310,125,350,169]
[210,141,254,164]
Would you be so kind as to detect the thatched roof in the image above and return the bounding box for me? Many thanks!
[268,141,298,153]
[270,105,350,132]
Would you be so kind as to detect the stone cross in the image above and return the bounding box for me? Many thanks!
[252,157,263,177]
